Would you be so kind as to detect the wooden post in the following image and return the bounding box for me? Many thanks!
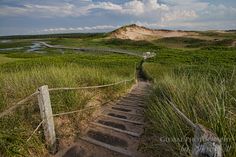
[37,85,57,154]
[134,62,138,84]
[125,80,127,92]
[192,124,222,157]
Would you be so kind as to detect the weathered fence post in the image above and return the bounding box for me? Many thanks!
[134,62,138,84]
[37,85,57,154]
[125,80,127,91]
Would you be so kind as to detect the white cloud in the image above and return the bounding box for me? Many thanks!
[161,10,198,22]
[120,0,169,15]
[0,0,169,17]
[0,3,80,17]
[0,0,235,32]
[122,1,144,15]
[39,25,120,34]
[95,2,122,11]
[0,6,27,16]
[203,4,236,17]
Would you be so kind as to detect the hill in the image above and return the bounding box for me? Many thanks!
[109,24,197,40]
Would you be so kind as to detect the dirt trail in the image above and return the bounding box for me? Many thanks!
[55,74,151,157]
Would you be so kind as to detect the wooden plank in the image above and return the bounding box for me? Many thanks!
[108,108,143,117]
[102,115,144,125]
[80,137,132,157]
[37,85,57,154]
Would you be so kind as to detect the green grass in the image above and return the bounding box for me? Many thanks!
[48,37,163,53]
[0,52,140,156]
[198,31,236,39]
[0,40,32,49]
[0,32,235,156]
[142,46,236,157]
[0,54,23,65]
[152,37,235,49]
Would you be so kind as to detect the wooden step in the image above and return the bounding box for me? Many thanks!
[122,97,146,103]
[92,116,143,136]
[110,100,145,108]
[127,93,149,97]
[101,114,144,125]
[79,137,132,157]
[102,109,144,121]
[106,106,144,116]
[118,99,145,106]
[109,103,145,111]
[82,126,140,156]
[116,102,145,108]
[90,122,141,137]
[57,81,150,157]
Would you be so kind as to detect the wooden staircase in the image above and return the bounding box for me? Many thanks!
[57,81,151,157]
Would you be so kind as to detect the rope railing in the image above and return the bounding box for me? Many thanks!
[26,120,44,142]
[26,106,100,142]
[0,77,135,153]
[52,98,114,117]
[0,77,135,119]
[49,78,134,92]
[26,100,112,142]
[0,91,39,119]
[52,105,100,117]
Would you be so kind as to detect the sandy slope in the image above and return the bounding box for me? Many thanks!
[110,24,197,40]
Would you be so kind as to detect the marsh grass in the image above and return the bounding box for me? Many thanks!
[1,34,235,156]
[143,63,236,157]
[0,53,139,156]
[0,54,23,65]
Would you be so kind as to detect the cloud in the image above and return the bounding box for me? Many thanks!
[0,3,79,17]
[161,10,198,22]
[202,4,236,18]
[0,0,169,17]
[0,6,27,16]
[0,0,236,35]
[121,0,169,15]
[37,25,120,34]
[95,2,122,11]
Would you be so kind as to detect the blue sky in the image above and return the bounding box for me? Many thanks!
[0,0,236,36]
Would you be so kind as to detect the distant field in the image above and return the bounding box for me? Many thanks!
[0,54,23,64]
[0,40,32,49]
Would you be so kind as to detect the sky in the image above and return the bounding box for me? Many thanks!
[0,0,236,36]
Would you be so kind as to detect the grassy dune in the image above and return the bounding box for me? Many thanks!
[0,53,140,156]
[142,46,236,157]
[0,54,23,65]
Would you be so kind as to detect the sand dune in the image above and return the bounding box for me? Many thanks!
[110,24,197,40]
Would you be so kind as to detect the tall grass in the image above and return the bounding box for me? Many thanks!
[0,54,22,65]
[143,63,236,157]
[0,53,139,156]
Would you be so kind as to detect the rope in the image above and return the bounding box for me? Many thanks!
[53,99,113,117]
[26,120,44,142]
[0,91,39,119]
[160,90,196,129]
[0,78,134,118]
[49,78,134,92]
[53,105,99,117]
[167,99,196,129]
[25,106,99,142]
